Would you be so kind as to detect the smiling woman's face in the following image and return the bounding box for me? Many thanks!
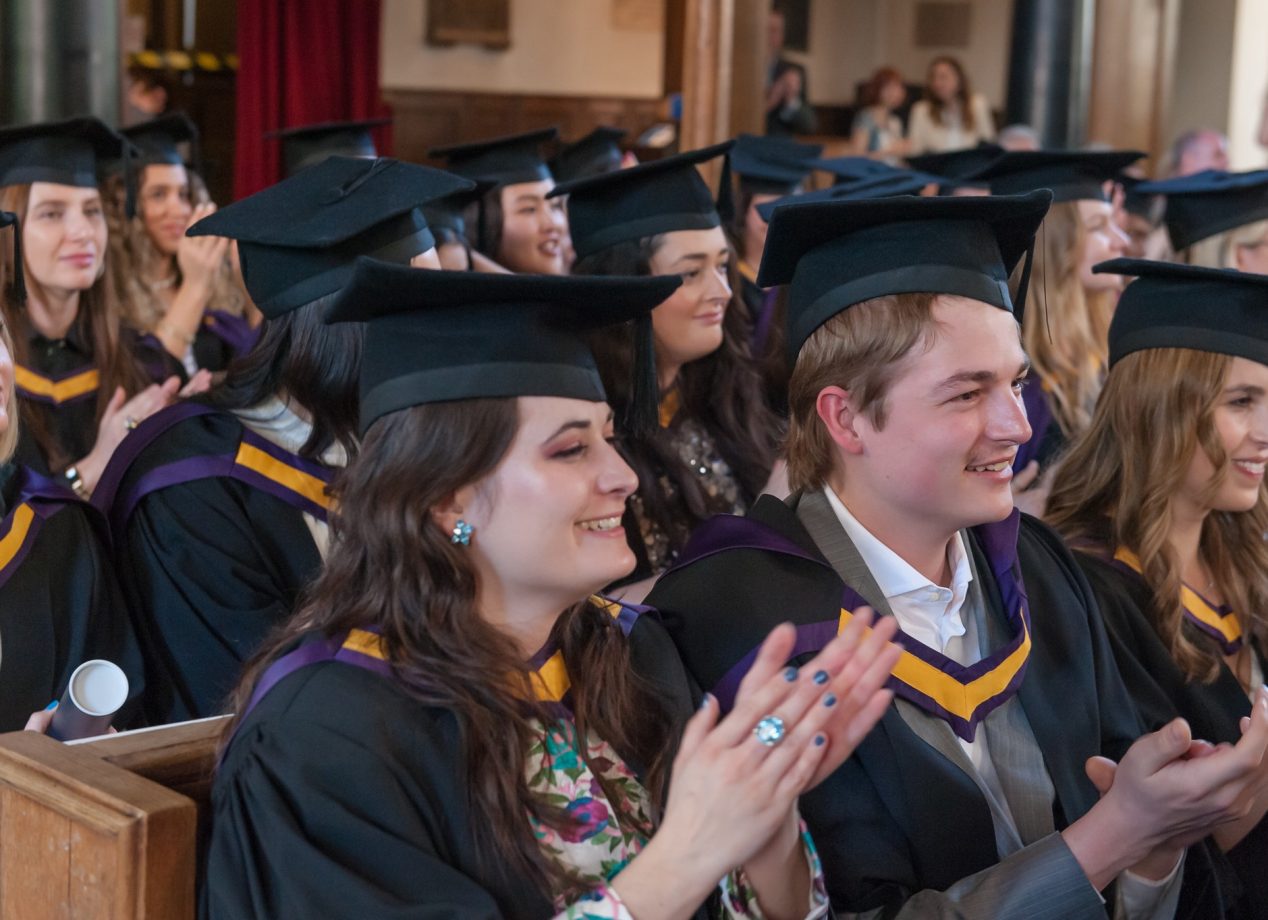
[496,180,567,275]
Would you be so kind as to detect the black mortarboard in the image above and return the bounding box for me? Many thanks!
[811,156,902,184]
[756,168,948,221]
[906,144,1005,179]
[121,112,201,171]
[325,258,682,434]
[0,117,134,217]
[186,157,473,318]
[969,149,1144,202]
[1135,170,1268,252]
[549,141,734,261]
[1096,258,1268,368]
[549,127,626,184]
[731,134,823,195]
[1119,172,1163,223]
[268,118,389,178]
[759,191,1053,358]
[429,127,559,187]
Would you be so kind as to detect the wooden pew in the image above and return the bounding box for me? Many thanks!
[0,717,228,920]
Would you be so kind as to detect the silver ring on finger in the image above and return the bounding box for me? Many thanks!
[124,416,139,431]
[754,714,786,747]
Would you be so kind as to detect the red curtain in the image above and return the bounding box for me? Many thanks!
[234,0,394,200]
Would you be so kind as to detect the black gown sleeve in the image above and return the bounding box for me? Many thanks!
[0,502,145,731]
[119,475,322,724]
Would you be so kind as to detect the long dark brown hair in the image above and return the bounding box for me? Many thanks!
[223,399,676,899]
[206,292,362,460]
[0,183,151,471]
[925,55,978,133]
[1046,348,1268,682]
[573,236,782,550]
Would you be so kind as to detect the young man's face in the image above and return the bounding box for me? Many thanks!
[845,295,1032,538]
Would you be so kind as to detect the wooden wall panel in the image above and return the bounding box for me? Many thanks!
[385,89,665,165]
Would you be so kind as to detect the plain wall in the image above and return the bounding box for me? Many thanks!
[380,0,664,98]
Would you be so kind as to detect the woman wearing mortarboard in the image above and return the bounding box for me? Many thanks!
[106,112,256,378]
[1048,258,1268,918]
[204,259,903,918]
[0,117,194,495]
[555,143,785,597]
[90,156,471,724]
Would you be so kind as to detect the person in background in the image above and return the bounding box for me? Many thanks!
[122,65,169,127]
[0,117,189,491]
[906,56,996,155]
[765,5,817,137]
[1136,170,1268,274]
[1166,129,1230,178]
[91,156,471,725]
[970,149,1140,503]
[430,128,568,276]
[1047,257,1268,919]
[108,113,253,378]
[850,68,908,162]
[557,144,784,597]
[998,124,1041,151]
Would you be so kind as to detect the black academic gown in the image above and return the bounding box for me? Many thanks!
[1076,551,1267,918]
[202,609,707,920]
[93,400,334,724]
[0,462,143,731]
[649,495,1225,917]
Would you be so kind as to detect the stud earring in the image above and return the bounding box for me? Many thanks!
[451,520,473,546]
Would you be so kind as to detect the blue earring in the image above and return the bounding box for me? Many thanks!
[451,520,473,546]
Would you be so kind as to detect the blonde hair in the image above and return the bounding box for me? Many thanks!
[1046,347,1268,682]
[1019,201,1112,440]
[103,168,245,335]
[785,292,938,492]
[1180,220,1268,271]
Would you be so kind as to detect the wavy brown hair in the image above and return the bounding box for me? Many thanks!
[1046,348,1268,682]
[0,183,150,471]
[925,56,977,133]
[103,168,247,336]
[573,236,782,553]
[1015,201,1112,442]
[223,398,677,899]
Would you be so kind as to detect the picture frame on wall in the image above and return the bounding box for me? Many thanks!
[425,0,511,50]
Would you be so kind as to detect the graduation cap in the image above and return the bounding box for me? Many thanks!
[756,168,948,221]
[906,144,1005,179]
[549,141,734,262]
[1096,257,1268,368]
[268,118,390,178]
[1134,169,1268,252]
[429,127,558,187]
[811,156,903,184]
[969,149,1144,202]
[0,116,135,218]
[549,126,626,184]
[1119,172,1163,223]
[121,111,201,172]
[325,257,682,434]
[731,134,824,195]
[186,156,474,319]
[759,191,1053,359]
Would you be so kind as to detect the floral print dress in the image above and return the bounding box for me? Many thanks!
[527,719,830,919]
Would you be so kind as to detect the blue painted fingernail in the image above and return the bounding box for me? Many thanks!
[699,693,713,709]
[44,700,58,711]
[813,670,829,685]
[823,693,837,708]
[783,666,798,682]
[814,734,827,746]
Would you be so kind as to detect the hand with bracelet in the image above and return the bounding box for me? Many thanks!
[154,202,231,359]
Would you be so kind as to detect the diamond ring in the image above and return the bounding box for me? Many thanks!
[754,715,786,747]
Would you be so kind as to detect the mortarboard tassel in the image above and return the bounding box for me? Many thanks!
[3,213,25,304]
[627,311,660,437]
